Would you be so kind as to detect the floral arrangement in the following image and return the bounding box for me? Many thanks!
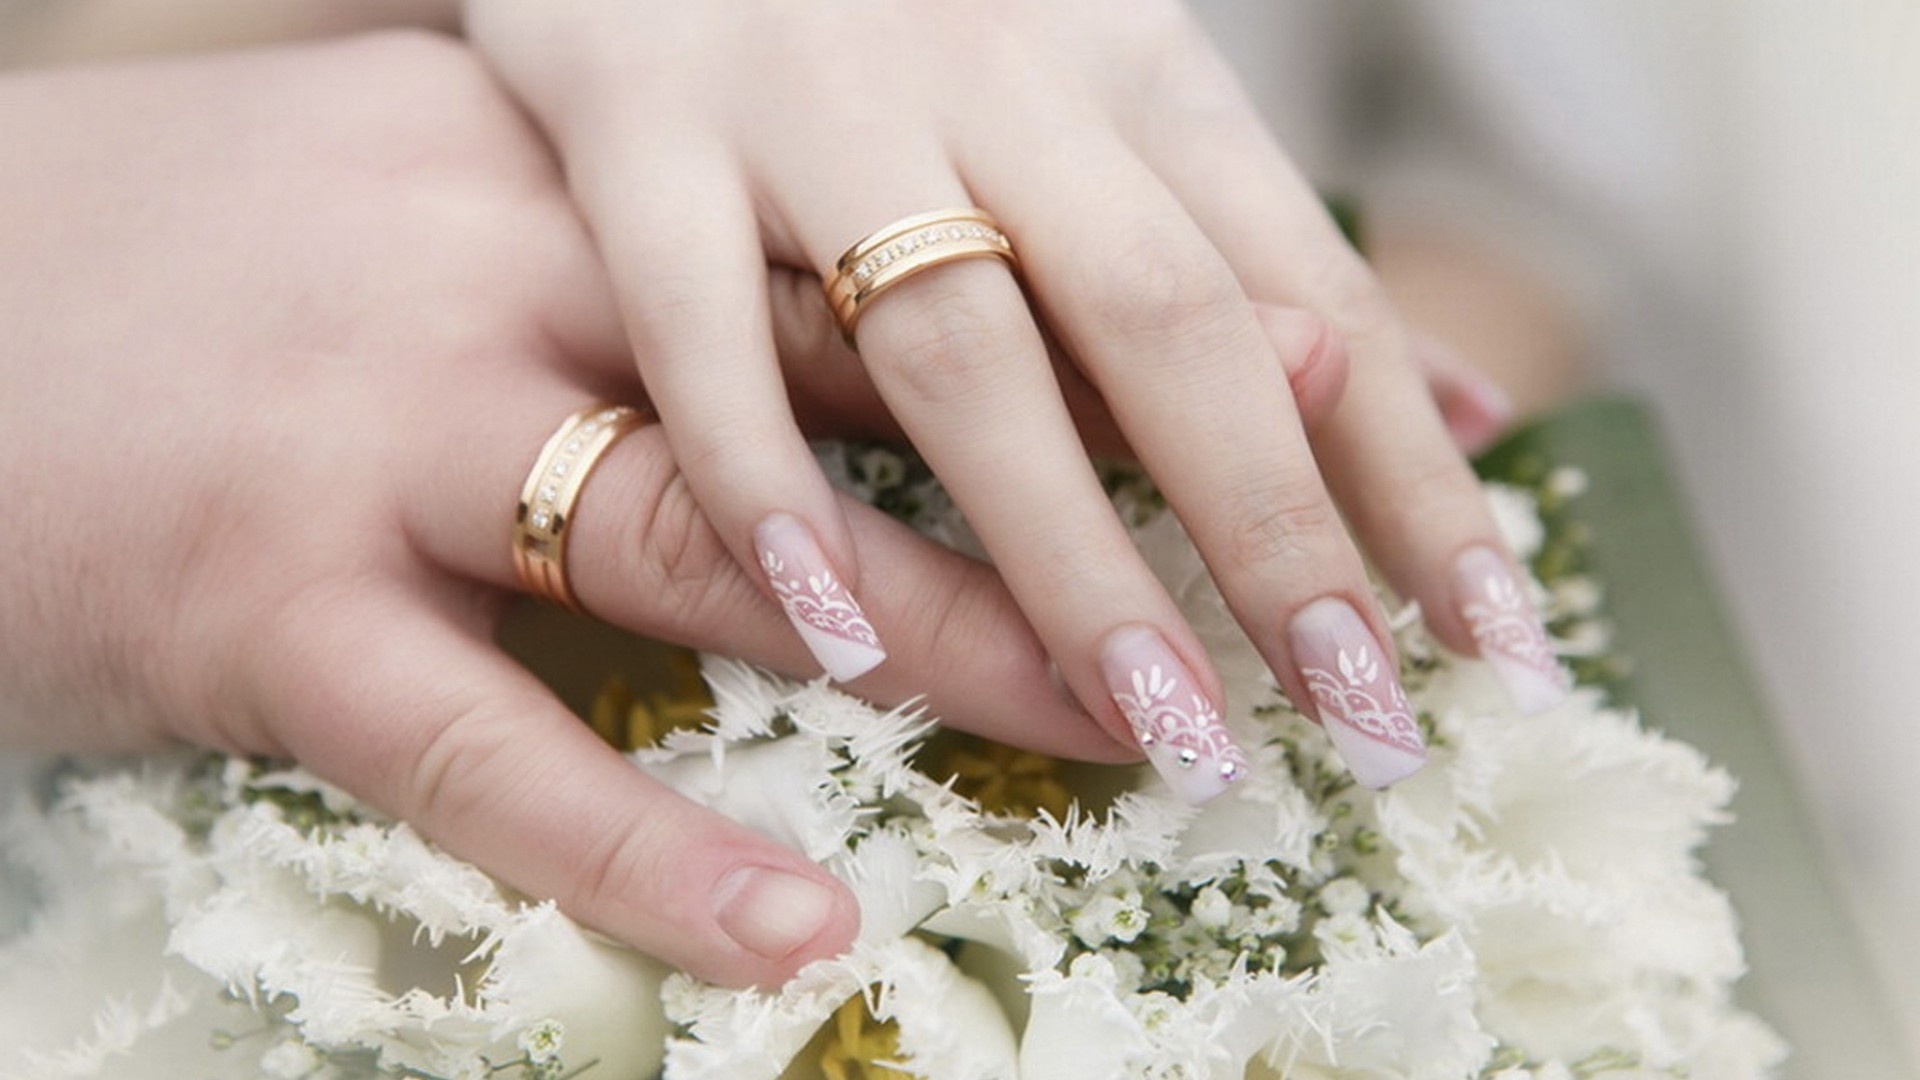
[0,447,1786,1079]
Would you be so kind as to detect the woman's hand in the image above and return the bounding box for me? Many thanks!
[464,0,1567,798]
[0,34,1143,987]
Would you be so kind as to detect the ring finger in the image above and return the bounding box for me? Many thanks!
[776,156,1256,805]
[398,353,1130,764]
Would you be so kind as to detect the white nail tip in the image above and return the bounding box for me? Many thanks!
[755,514,886,684]
[793,621,887,683]
[1453,546,1571,716]
[1289,599,1430,790]
[1485,652,1570,716]
[1323,723,1428,790]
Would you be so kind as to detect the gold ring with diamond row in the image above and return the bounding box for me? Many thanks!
[513,404,653,615]
[823,207,1018,345]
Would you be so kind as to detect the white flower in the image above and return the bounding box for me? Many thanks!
[1551,574,1604,616]
[480,906,667,1078]
[0,463,1785,1080]
[1313,911,1379,959]
[1487,482,1548,559]
[1246,896,1303,938]
[516,1019,564,1065]
[1317,877,1371,916]
[1546,466,1591,500]
[661,937,1015,1079]
[1069,892,1149,948]
[0,756,668,1080]
[1191,886,1233,929]
[1269,927,1494,1080]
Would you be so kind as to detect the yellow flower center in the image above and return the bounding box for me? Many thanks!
[589,648,714,751]
[812,995,912,1080]
[937,734,1073,820]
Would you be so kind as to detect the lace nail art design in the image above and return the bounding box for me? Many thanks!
[1114,665,1249,777]
[1454,546,1569,715]
[761,551,881,650]
[755,514,886,682]
[1102,629,1248,805]
[1301,645,1426,758]
[1288,598,1428,789]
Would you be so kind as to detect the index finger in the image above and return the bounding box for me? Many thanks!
[398,372,1135,764]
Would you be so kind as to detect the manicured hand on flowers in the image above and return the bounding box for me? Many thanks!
[0,36,1216,988]
[463,0,1564,798]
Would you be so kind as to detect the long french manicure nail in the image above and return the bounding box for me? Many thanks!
[754,513,886,682]
[1288,598,1427,789]
[714,866,838,960]
[1454,545,1569,714]
[1101,626,1248,805]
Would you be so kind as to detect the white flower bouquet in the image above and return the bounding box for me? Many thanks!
[0,437,1786,1079]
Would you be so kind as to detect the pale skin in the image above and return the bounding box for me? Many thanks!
[0,4,1576,988]
[0,35,1368,987]
[457,0,1541,778]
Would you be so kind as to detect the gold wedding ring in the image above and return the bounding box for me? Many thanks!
[823,207,1018,344]
[513,403,652,615]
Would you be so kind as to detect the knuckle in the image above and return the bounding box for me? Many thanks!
[863,283,1017,407]
[1085,231,1241,346]
[885,551,998,665]
[572,814,675,923]
[1220,478,1346,569]
[403,691,523,829]
[621,461,738,625]
[1306,250,1396,338]
[1370,453,1480,538]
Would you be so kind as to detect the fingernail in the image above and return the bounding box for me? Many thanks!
[714,866,839,961]
[1454,545,1570,714]
[1447,369,1515,455]
[754,513,887,682]
[1287,598,1427,789]
[1100,626,1248,804]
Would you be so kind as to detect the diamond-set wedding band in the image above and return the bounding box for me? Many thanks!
[823,207,1018,344]
[512,403,652,615]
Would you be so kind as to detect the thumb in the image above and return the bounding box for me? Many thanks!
[254,590,858,988]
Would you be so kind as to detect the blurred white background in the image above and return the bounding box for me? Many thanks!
[1190,0,1918,1068]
